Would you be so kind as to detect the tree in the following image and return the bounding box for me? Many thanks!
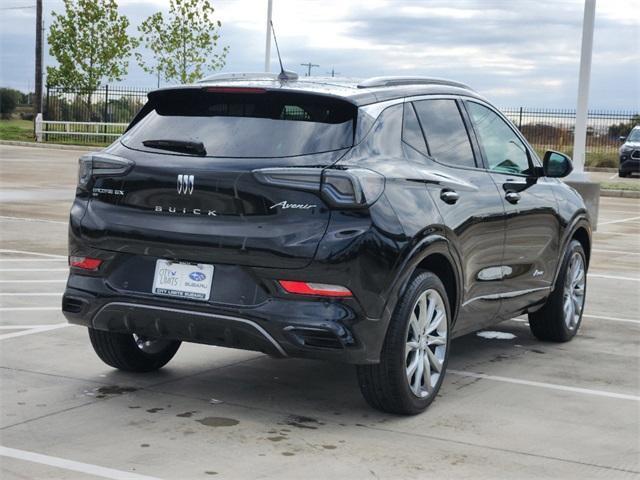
[608,115,640,139]
[0,88,22,118]
[136,0,229,85]
[47,0,137,117]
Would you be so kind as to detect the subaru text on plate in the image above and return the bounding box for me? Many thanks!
[62,74,591,414]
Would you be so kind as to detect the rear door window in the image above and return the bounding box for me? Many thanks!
[402,102,428,156]
[413,99,476,168]
[122,89,357,158]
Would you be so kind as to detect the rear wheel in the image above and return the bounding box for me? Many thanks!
[618,170,628,178]
[88,328,181,372]
[529,239,586,342]
[357,272,450,415]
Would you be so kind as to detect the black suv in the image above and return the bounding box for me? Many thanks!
[63,74,591,414]
[619,125,640,177]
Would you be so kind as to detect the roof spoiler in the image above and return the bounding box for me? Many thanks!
[357,76,473,90]
[198,71,299,83]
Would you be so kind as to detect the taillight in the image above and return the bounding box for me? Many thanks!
[77,153,134,190]
[278,280,352,297]
[69,256,102,271]
[253,167,385,208]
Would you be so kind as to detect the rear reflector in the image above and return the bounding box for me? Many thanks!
[69,256,102,271]
[278,280,352,297]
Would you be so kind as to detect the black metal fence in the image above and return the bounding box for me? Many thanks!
[501,108,639,160]
[43,86,639,163]
[44,85,149,123]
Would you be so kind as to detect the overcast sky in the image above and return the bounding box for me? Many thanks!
[0,0,638,109]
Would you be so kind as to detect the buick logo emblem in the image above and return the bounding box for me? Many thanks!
[177,174,194,195]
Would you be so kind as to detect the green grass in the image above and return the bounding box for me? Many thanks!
[601,181,640,192]
[532,146,618,169]
[0,119,35,142]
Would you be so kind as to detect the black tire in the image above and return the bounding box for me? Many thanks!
[88,328,181,372]
[529,239,587,342]
[618,170,628,178]
[356,271,451,415]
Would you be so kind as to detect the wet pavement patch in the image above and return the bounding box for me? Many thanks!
[94,386,137,398]
[284,415,324,430]
[282,452,295,456]
[267,436,286,442]
[176,411,198,418]
[146,407,164,413]
[322,445,337,450]
[140,444,150,448]
[196,417,240,428]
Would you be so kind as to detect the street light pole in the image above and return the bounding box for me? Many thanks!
[264,0,273,72]
[34,0,43,116]
[572,0,596,174]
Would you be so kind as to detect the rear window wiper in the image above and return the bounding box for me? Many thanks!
[142,139,207,156]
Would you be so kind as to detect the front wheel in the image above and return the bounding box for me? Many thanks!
[529,239,587,342]
[88,328,181,372]
[357,272,451,415]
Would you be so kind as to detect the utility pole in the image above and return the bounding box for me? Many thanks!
[34,0,43,117]
[264,0,273,72]
[300,62,319,76]
[572,0,596,174]
[327,67,340,77]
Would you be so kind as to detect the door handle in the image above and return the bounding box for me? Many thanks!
[505,191,521,204]
[440,189,459,205]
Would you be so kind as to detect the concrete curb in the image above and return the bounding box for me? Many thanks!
[600,189,640,199]
[0,140,94,151]
[585,167,618,173]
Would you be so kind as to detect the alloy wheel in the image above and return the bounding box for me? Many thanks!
[563,252,586,330]
[405,289,448,398]
[133,334,174,355]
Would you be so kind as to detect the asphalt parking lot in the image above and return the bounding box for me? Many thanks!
[0,144,638,479]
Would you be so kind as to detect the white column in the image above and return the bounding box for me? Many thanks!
[35,113,43,142]
[572,0,596,173]
[264,0,273,72]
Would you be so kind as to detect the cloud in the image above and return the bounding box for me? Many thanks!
[0,0,638,109]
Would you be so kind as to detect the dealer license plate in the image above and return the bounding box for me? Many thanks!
[152,259,214,301]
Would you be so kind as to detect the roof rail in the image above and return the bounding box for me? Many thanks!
[198,71,299,83]
[357,76,472,90]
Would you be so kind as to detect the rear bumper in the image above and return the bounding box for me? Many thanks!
[62,279,388,364]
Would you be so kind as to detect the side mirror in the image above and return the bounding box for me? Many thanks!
[543,150,573,178]
[619,136,627,142]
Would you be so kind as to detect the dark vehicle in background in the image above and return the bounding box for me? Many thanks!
[62,74,591,414]
[619,125,640,177]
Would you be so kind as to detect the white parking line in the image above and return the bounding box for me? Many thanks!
[589,273,639,282]
[0,258,67,262]
[0,249,66,258]
[583,314,640,325]
[0,307,60,312]
[598,215,640,226]
[448,370,640,401]
[0,446,162,480]
[0,268,68,272]
[0,280,66,284]
[0,215,67,225]
[592,249,640,256]
[595,231,639,237]
[0,293,62,296]
[608,173,619,179]
[0,324,69,340]
[0,325,65,330]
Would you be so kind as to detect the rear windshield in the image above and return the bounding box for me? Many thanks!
[122,89,357,158]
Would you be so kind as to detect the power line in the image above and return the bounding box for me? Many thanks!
[0,5,36,10]
[300,62,319,76]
